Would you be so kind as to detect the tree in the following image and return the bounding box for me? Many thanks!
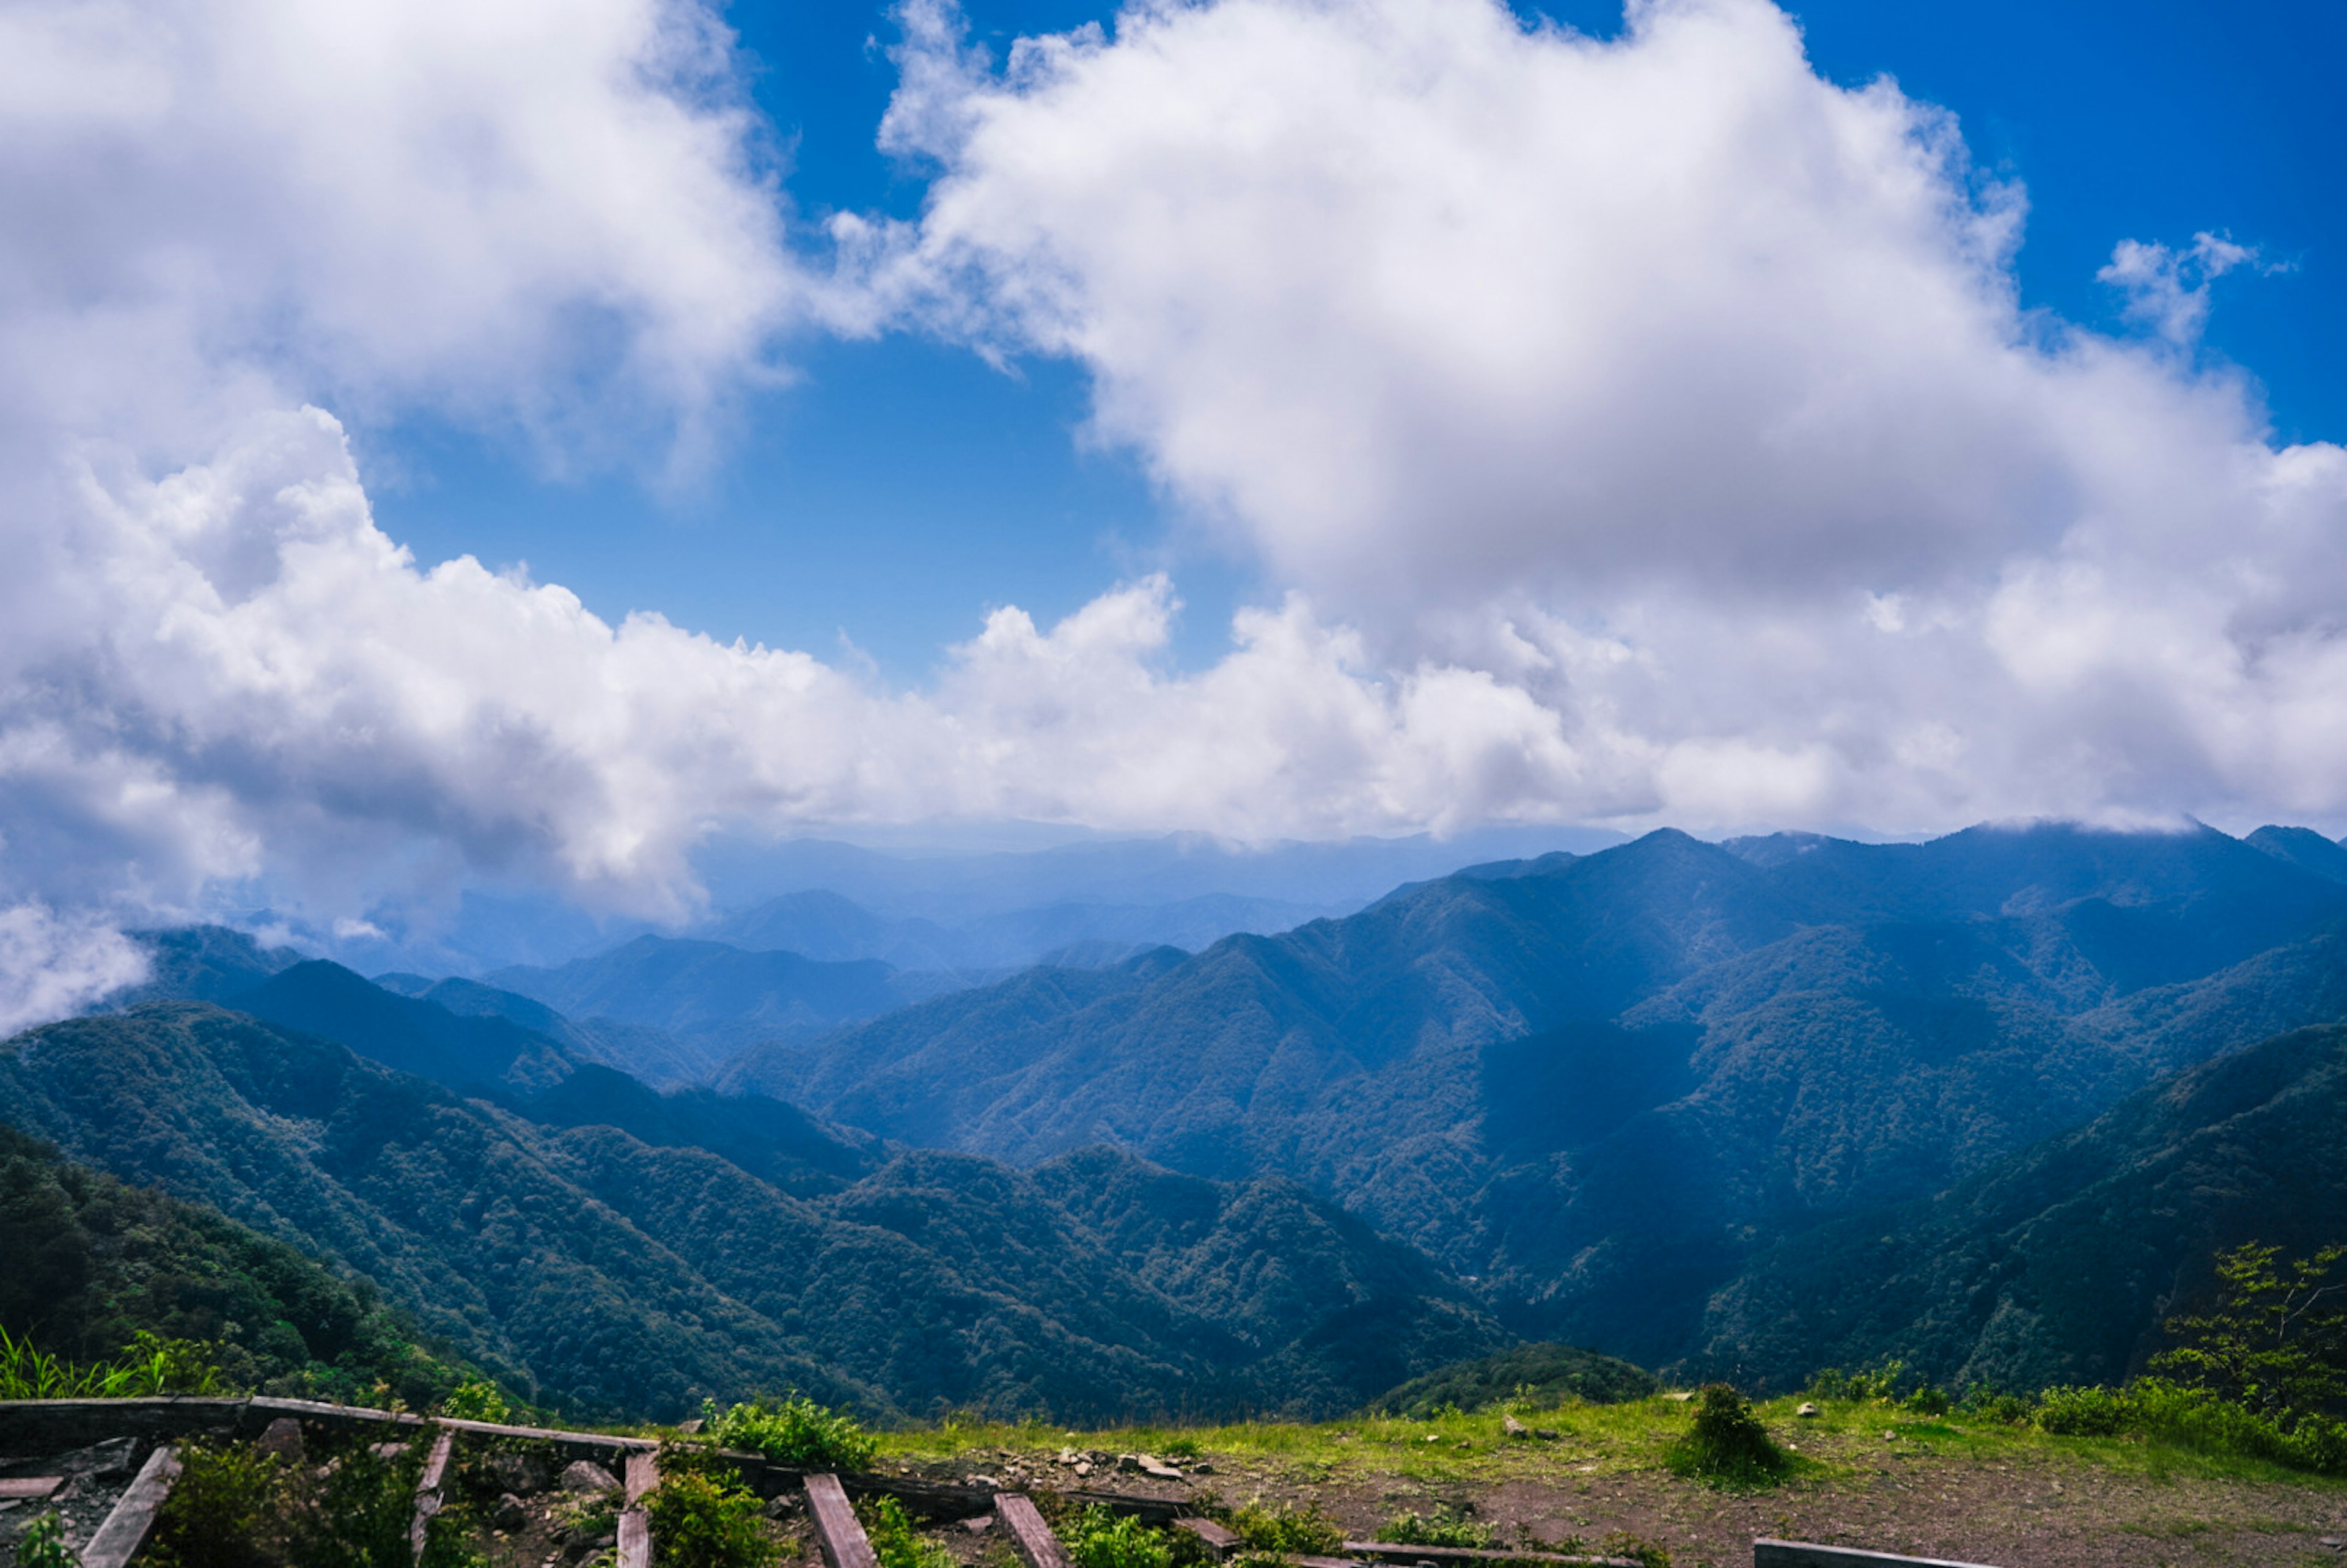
[2153,1241,2347,1420]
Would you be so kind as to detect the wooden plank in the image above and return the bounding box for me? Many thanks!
[1754,1542,2004,1568]
[994,1493,1072,1568]
[807,1473,881,1568]
[625,1450,660,1505]
[1346,1544,1638,1567]
[618,1508,652,1568]
[410,1427,457,1564]
[0,1478,62,1500]
[80,1444,181,1568]
[1174,1517,1241,1559]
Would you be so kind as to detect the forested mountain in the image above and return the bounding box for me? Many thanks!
[0,1122,468,1404]
[0,998,1504,1422]
[722,822,2347,1367]
[1688,1019,2347,1393]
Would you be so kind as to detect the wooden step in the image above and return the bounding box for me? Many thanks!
[994,1492,1072,1568]
[808,1472,882,1568]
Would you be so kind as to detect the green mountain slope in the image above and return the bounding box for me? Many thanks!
[1686,1020,2347,1392]
[721,823,2347,1367]
[0,1002,1505,1422]
[0,1121,466,1403]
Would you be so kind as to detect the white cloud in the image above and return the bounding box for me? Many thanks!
[862,0,2347,830]
[0,904,149,1038]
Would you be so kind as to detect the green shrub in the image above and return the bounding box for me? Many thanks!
[0,1325,227,1400]
[704,1394,877,1471]
[18,1512,76,1568]
[438,1378,512,1423]
[1663,1385,1788,1488]
[1061,1506,1174,1568]
[645,1464,777,1568]
[1375,1506,1496,1549]
[858,1497,955,1568]
[2153,1241,2347,1422]
[1956,1384,2033,1424]
[1805,1361,1903,1403]
[149,1442,283,1568]
[2031,1383,2139,1437]
[1228,1500,1343,1555]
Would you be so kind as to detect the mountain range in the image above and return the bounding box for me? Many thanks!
[12,817,2347,1416]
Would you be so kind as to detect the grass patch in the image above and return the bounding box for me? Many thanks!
[859,1496,955,1568]
[647,1449,779,1568]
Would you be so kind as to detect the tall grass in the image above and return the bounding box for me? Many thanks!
[0,1326,226,1399]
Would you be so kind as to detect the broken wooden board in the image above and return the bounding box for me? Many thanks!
[807,1473,881,1568]
[994,1492,1072,1568]
[618,1508,652,1568]
[0,1478,62,1500]
[1754,1543,2004,1568]
[409,1427,456,1564]
[625,1450,659,1505]
[80,1444,182,1568]
[1174,1516,1241,1559]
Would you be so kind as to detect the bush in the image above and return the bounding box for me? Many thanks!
[1062,1505,1175,1568]
[704,1395,877,1471]
[2031,1383,2140,1437]
[1228,1500,1343,1555]
[2153,1240,2347,1421]
[1663,1385,1788,1488]
[645,1462,777,1568]
[1376,1506,1496,1549]
[438,1379,512,1423]
[152,1433,425,1568]
[1,1325,228,1399]
[856,1497,955,1568]
[1806,1361,1903,1403]
[18,1512,76,1568]
[149,1442,283,1568]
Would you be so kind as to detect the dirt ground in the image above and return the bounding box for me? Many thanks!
[875,1429,2347,1568]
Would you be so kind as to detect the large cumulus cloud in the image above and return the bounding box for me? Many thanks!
[870,0,2347,827]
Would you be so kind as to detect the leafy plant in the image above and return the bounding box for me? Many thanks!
[149,1441,283,1568]
[644,1462,777,1568]
[858,1497,955,1568]
[703,1394,877,1471]
[1228,1500,1343,1555]
[1805,1361,1904,1403]
[0,1325,227,1399]
[1662,1385,1788,1488]
[438,1378,512,1423]
[2153,1240,2347,1421]
[1375,1506,1496,1549]
[1060,1506,1174,1568]
[18,1511,76,1568]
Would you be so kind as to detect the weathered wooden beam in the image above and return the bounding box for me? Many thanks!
[408,1427,457,1565]
[79,1444,182,1568]
[625,1450,660,1506]
[1345,1544,1637,1567]
[808,1473,882,1568]
[1754,1542,2004,1568]
[0,1478,63,1500]
[994,1492,1071,1568]
[1174,1517,1241,1559]
[618,1508,652,1568]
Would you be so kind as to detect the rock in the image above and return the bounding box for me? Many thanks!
[1116,1454,1143,1474]
[1057,1449,1079,1465]
[254,1419,306,1464]
[491,1449,557,1496]
[763,1495,802,1520]
[1531,1430,1561,1442]
[967,1475,1002,1489]
[1137,1456,1183,1481]
[1664,1391,1695,1403]
[53,1437,138,1479]
[1189,1462,1216,1475]
[493,1494,529,1532]
[560,1460,620,1495]
[1073,1462,1095,1478]
[675,1420,705,1435]
[1502,1416,1529,1438]
[961,1517,996,1535]
[1795,1402,1820,1419]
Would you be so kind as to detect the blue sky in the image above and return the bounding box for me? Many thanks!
[362,0,2347,678]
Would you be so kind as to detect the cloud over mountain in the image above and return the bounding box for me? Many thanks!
[1,0,2345,984]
